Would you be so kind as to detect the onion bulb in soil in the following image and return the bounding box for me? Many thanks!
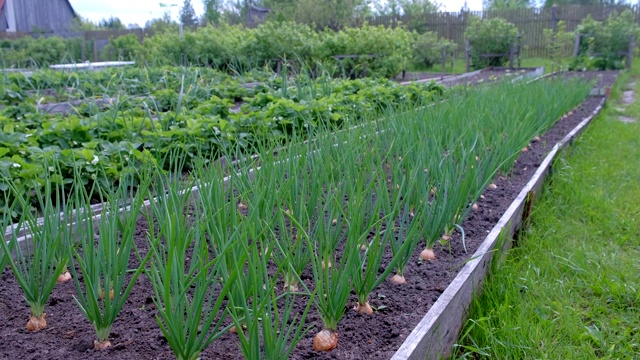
[99,288,115,301]
[283,280,299,292]
[420,248,436,261]
[26,313,47,331]
[93,340,112,350]
[390,274,406,284]
[354,302,373,315]
[313,329,338,351]
[57,270,72,283]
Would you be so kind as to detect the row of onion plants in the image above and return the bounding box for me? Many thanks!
[0,77,591,358]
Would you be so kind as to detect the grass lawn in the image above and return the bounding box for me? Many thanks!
[452,65,640,359]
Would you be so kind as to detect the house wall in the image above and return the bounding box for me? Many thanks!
[3,0,75,33]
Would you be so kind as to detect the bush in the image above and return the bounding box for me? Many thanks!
[320,24,413,78]
[103,34,143,61]
[244,21,321,69]
[0,36,86,67]
[570,10,638,70]
[411,31,457,69]
[0,21,448,79]
[465,17,519,69]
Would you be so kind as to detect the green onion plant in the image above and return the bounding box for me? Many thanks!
[0,166,71,331]
[68,167,154,349]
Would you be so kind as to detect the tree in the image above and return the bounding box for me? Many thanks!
[180,0,198,27]
[484,0,532,9]
[202,0,222,24]
[398,0,439,16]
[373,0,439,16]
[145,11,178,33]
[98,16,125,30]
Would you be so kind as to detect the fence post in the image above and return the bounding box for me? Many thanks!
[509,39,515,69]
[81,33,86,62]
[552,4,558,34]
[441,45,447,73]
[628,34,635,69]
[573,33,581,57]
[92,34,98,62]
[465,38,470,73]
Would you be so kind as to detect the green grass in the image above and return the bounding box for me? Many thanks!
[452,66,640,359]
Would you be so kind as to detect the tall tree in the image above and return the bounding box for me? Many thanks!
[374,0,439,16]
[180,0,198,27]
[398,0,439,16]
[202,0,222,24]
[484,0,532,9]
[98,16,125,30]
[145,11,178,33]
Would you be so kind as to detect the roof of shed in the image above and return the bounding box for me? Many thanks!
[0,0,77,17]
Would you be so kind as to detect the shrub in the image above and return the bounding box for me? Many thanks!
[244,21,321,69]
[320,24,413,78]
[411,31,457,70]
[465,17,519,69]
[570,10,638,70]
[102,34,143,61]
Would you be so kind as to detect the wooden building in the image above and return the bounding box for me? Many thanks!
[0,0,77,33]
[246,4,270,27]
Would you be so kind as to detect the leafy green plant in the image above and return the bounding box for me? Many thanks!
[0,165,71,331]
[570,10,638,71]
[225,207,315,360]
[145,167,239,360]
[411,31,457,70]
[68,167,154,349]
[465,17,519,69]
[544,21,574,72]
[102,34,143,62]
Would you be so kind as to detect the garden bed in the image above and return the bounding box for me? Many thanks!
[437,67,542,87]
[0,71,617,360]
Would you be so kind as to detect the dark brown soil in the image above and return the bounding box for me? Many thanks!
[0,71,618,360]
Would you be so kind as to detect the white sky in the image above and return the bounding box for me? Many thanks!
[68,1,484,27]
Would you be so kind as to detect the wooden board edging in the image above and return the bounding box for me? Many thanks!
[390,96,607,360]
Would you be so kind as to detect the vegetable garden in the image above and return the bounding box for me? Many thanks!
[0,61,618,359]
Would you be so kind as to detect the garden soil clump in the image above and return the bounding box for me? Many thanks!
[0,72,617,360]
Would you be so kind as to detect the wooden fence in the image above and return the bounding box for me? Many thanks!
[367,4,640,58]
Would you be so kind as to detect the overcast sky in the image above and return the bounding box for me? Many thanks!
[68,1,484,27]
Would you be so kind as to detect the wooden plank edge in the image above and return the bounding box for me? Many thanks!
[391,95,608,360]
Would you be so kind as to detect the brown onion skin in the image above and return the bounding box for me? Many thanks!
[93,340,112,350]
[57,271,72,283]
[354,302,374,315]
[313,329,338,351]
[390,274,406,284]
[420,248,436,261]
[26,314,47,331]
